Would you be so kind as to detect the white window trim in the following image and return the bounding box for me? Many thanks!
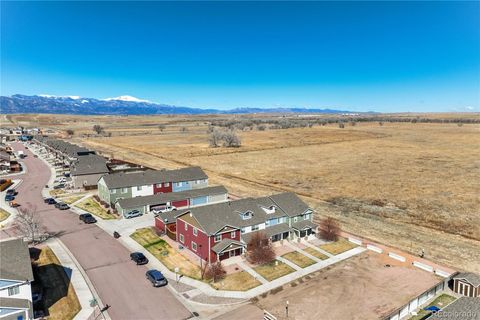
[165,182,170,187]
[7,285,20,296]
[192,241,197,252]
[230,231,235,238]
[193,228,198,236]
[179,234,184,243]
[214,234,221,242]
[184,223,188,231]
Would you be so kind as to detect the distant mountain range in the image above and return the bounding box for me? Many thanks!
[0,94,356,115]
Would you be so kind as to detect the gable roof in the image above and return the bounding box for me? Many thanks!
[0,238,34,282]
[211,239,245,254]
[71,154,109,176]
[454,272,480,287]
[176,192,312,235]
[101,166,208,189]
[117,185,227,210]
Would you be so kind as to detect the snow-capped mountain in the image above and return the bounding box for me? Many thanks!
[0,94,353,115]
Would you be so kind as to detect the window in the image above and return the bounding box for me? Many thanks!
[192,242,197,252]
[111,189,116,194]
[230,231,236,238]
[241,211,252,220]
[193,228,198,236]
[294,217,298,222]
[214,234,221,242]
[122,188,127,193]
[165,182,170,187]
[184,223,188,231]
[8,286,19,296]
[176,182,183,187]
[179,234,184,243]
[137,186,142,191]
[156,183,161,188]
[251,224,259,231]
[196,179,201,184]
[304,214,310,220]
[241,227,246,234]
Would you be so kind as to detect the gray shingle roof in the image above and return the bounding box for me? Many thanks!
[37,137,94,158]
[211,239,245,254]
[292,220,317,231]
[241,223,292,244]
[429,297,480,320]
[177,192,312,235]
[71,154,109,176]
[117,185,228,209]
[0,297,31,309]
[454,272,480,287]
[101,166,208,189]
[0,239,34,281]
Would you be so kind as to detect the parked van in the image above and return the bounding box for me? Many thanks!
[124,210,142,219]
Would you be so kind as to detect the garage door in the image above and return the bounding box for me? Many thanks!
[172,199,189,208]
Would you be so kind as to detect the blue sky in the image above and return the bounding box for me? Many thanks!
[1,1,479,112]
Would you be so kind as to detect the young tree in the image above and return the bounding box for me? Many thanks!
[247,232,275,265]
[93,124,104,134]
[205,262,226,283]
[14,204,45,244]
[319,217,340,242]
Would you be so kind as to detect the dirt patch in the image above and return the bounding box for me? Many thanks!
[255,251,444,320]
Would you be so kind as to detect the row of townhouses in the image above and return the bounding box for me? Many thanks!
[155,192,317,263]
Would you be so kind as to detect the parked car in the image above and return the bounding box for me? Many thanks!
[4,194,15,202]
[130,252,148,265]
[53,184,65,189]
[123,209,142,219]
[152,205,177,215]
[55,202,69,210]
[146,269,168,287]
[44,198,56,205]
[79,213,97,224]
[6,189,17,196]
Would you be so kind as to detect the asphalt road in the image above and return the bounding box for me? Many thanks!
[7,142,192,320]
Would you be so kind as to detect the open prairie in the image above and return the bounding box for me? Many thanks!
[4,113,480,272]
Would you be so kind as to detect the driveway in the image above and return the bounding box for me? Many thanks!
[7,142,192,320]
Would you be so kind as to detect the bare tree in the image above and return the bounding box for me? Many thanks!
[66,129,74,136]
[14,204,45,244]
[319,217,340,242]
[247,232,275,265]
[93,124,104,135]
[222,130,241,148]
[208,129,223,148]
[338,122,345,129]
[205,262,226,282]
[378,121,384,126]
[158,124,166,132]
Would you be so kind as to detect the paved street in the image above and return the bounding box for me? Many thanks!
[6,142,192,320]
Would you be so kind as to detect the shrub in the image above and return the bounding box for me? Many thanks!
[93,124,103,134]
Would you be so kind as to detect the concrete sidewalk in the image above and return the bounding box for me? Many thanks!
[46,238,100,320]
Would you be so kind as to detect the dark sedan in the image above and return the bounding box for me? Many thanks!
[146,270,168,287]
[130,252,149,265]
[44,198,57,205]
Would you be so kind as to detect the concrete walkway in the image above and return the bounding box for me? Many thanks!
[237,261,268,284]
[46,238,99,320]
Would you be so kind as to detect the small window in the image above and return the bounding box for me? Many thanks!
[193,228,198,236]
[8,286,19,296]
[184,223,188,231]
[252,224,259,231]
[165,182,170,187]
[294,217,298,222]
[156,184,161,188]
[137,186,142,191]
[304,214,310,220]
[179,234,184,243]
[230,231,236,238]
[214,234,221,242]
[122,188,127,193]
[177,182,183,187]
[192,241,197,252]
[241,227,246,234]
[111,189,116,194]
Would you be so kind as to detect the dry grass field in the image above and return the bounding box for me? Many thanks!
[4,113,480,272]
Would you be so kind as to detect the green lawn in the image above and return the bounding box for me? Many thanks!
[253,260,295,281]
[281,251,316,268]
[131,228,202,280]
[319,238,358,255]
[408,294,456,320]
[75,197,116,220]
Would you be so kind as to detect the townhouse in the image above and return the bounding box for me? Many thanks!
[117,185,228,216]
[35,137,95,165]
[0,239,34,320]
[70,154,109,189]
[97,167,208,205]
[159,192,316,264]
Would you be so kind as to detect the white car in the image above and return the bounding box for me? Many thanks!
[152,206,177,215]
